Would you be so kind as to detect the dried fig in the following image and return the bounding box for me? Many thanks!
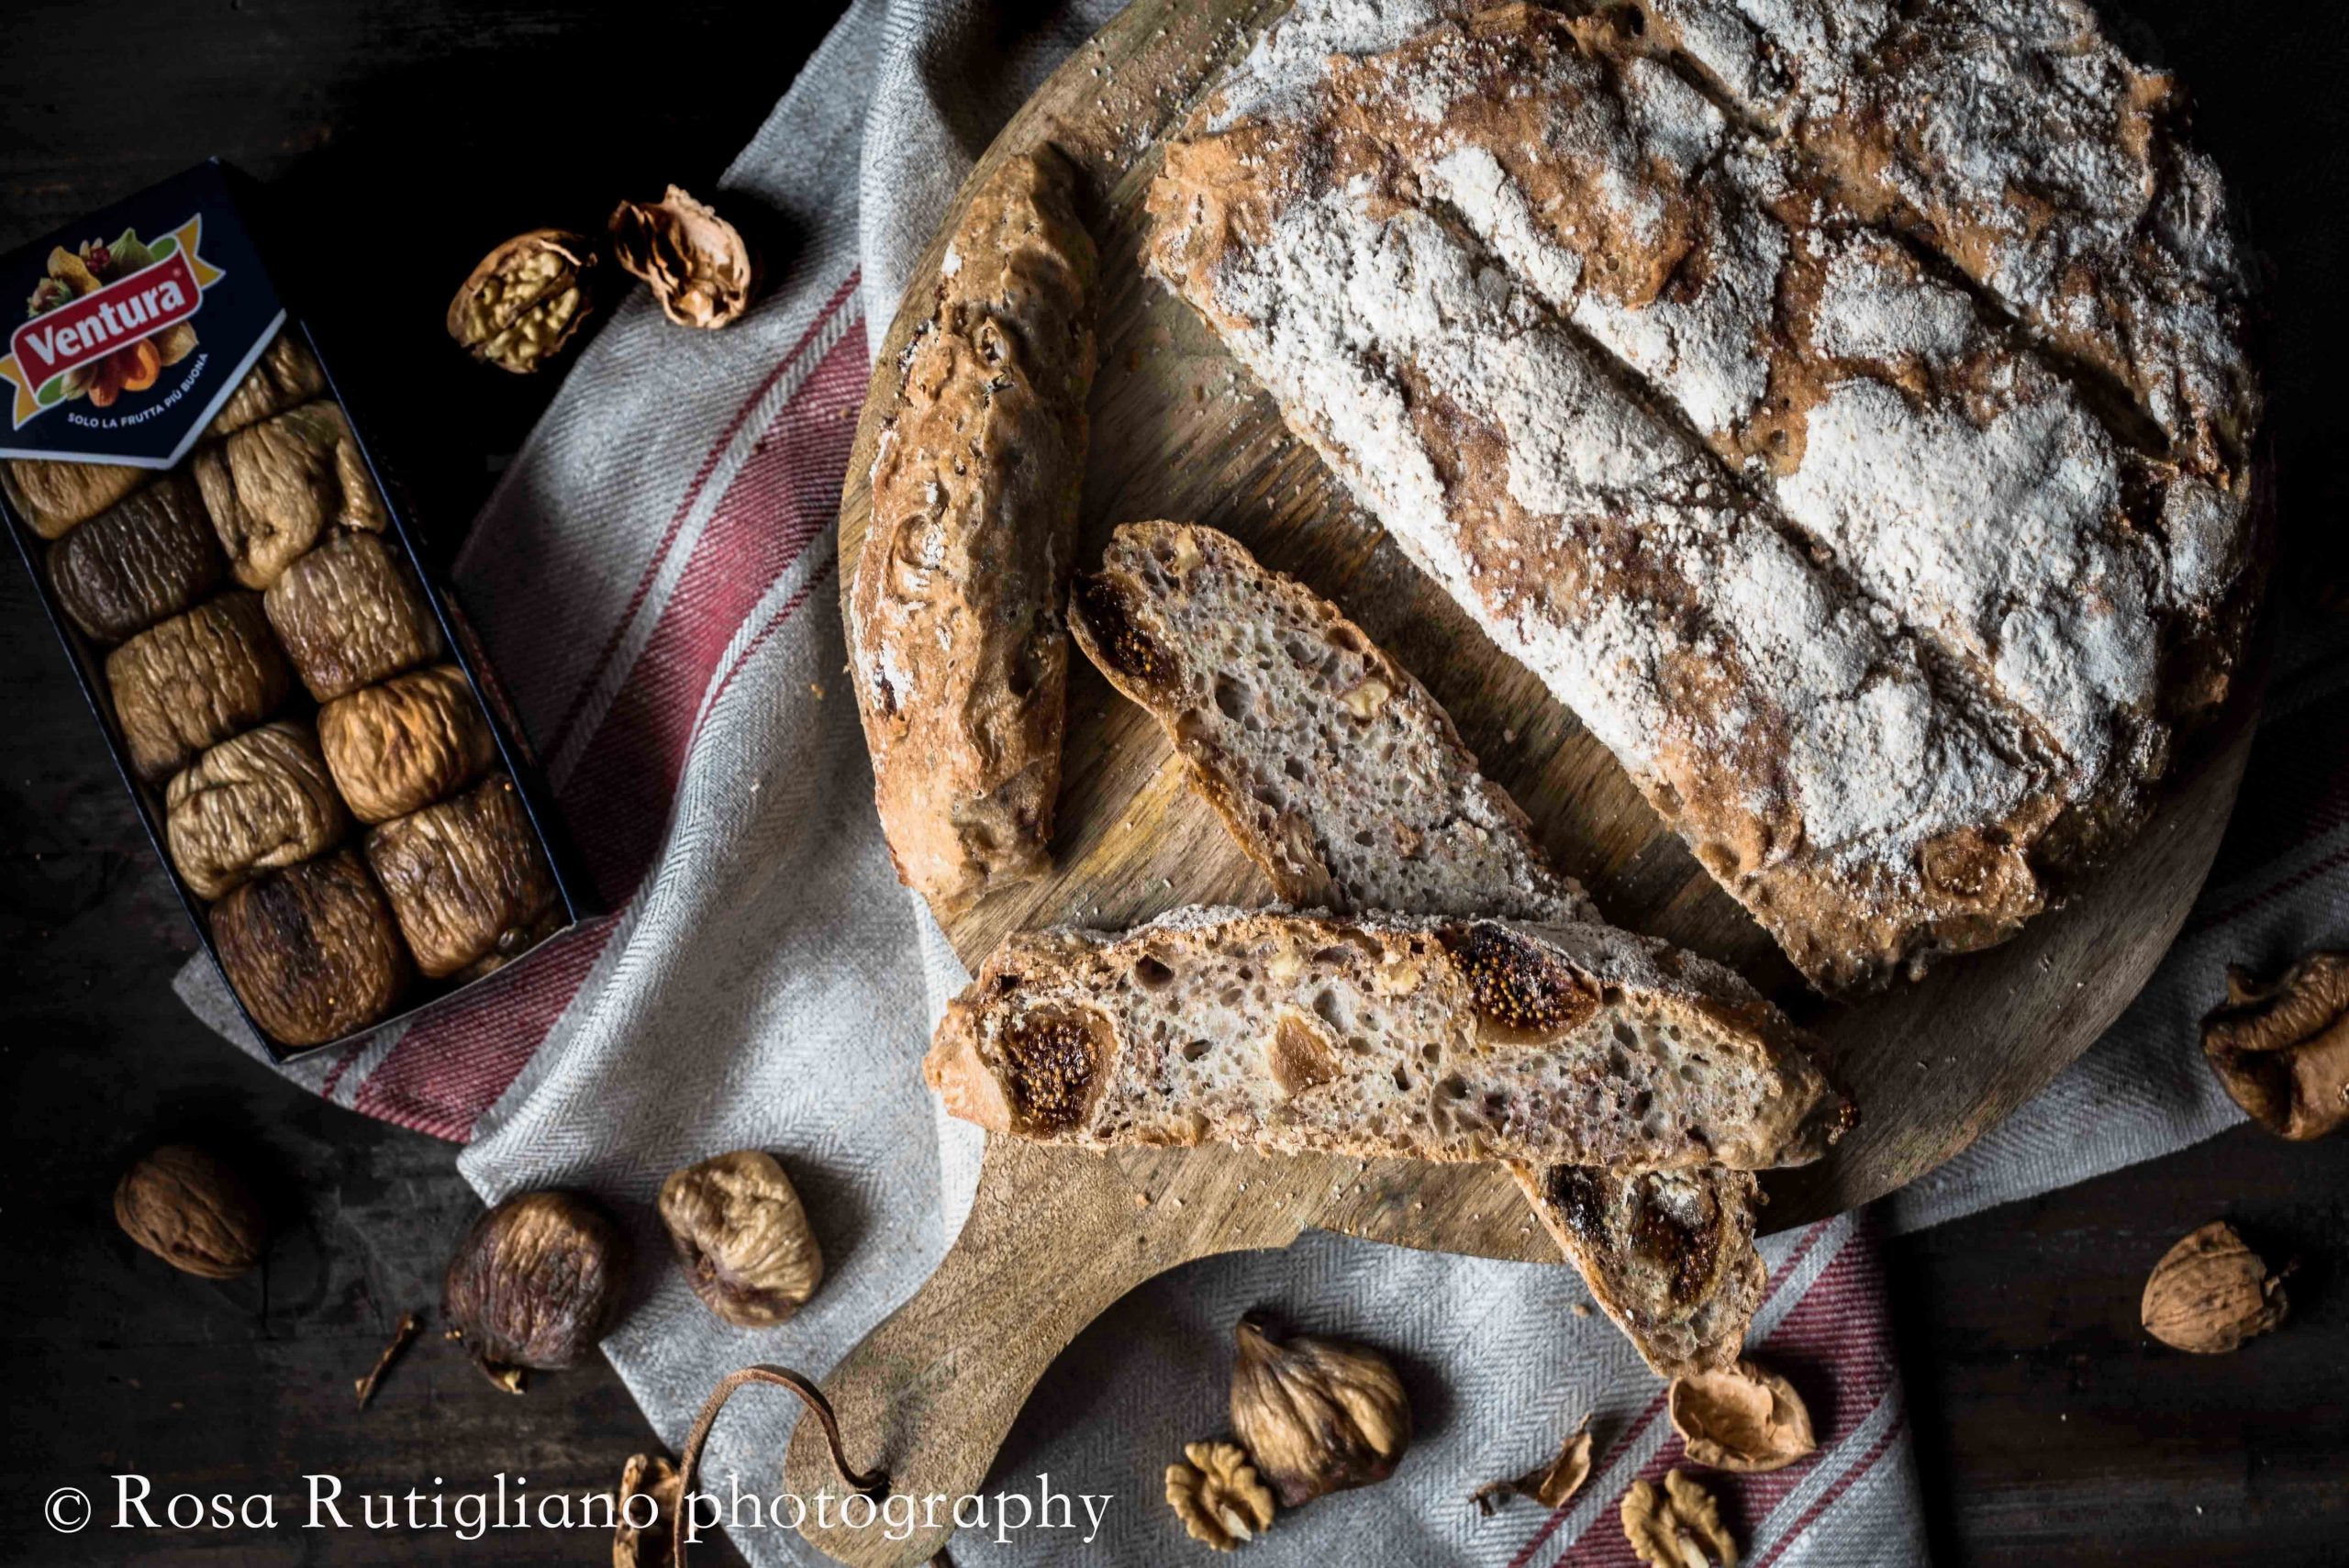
[1230,1312,1410,1507]
[114,1144,266,1279]
[1668,1359,1816,1473]
[447,229,597,373]
[609,186,758,329]
[658,1150,824,1329]
[2142,1220,2288,1354]
[442,1190,631,1385]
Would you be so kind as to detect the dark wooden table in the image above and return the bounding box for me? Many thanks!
[4,3,2346,1564]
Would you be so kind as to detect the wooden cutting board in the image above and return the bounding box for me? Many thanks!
[782,1,2259,1560]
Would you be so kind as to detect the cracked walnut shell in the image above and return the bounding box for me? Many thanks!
[1165,1441,1275,1551]
[166,721,350,900]
[1668,1360,1816,1473]
[317,664,496,824]
[609,186,758,329]
[658,1151,824,1329]
[612,1451,683,1568]
[114,1143,266,1279]
[2201,952,2349,1141]
[1622,1469,1737,1568]
[2142,1221,2288,1354]
[448,229,597,373]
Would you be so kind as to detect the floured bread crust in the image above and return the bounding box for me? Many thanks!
[927,906,1851,1171]
[850,146,1098,916]
[1145,0,2262,992]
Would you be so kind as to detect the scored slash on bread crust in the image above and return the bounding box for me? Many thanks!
[849,145,1098,917]
[927,907,1849,1172]
[1064,520,1775,1370]
[1068,520,1597,925]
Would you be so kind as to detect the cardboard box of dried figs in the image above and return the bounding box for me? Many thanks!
[1,160,593,1061]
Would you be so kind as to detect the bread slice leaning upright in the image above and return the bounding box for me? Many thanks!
[1060,520,1788,1371]
[847,145,1097,916]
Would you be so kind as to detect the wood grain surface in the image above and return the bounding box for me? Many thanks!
[797,1,2260,1560]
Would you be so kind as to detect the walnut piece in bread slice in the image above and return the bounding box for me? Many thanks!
[1069,520,1595,924]
[849,145,1097,917]
[1068,520,1766,1371]
[928,907,1848,1172]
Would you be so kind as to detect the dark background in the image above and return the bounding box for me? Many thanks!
[4,1,2346,1563]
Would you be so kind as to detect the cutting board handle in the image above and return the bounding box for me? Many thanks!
[782,1138,1230,1566]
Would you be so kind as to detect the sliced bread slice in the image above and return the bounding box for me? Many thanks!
[1068,520,1595,924]
[927,906,1847,1171]
[1508,1162,1765,1376]
[1065,522,1783,1370]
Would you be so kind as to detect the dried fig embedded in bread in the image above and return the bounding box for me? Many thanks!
[448,229,597,373]
[657,1151,824,1329]
[997,1007,1110,1135]
[1230,1312,1411,1507]
[609,186,759,329]
[443,1190,630,1385]
[1439,921,1600,1043]
[2142,1220,2288,1354]
[1668,1359,1817,1472]
[114,1143,266,1279]
[2200,952,2349,1141]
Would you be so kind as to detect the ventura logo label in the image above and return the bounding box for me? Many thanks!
[1,216,224,429]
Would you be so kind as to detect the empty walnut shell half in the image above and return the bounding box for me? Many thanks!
[2201,952,2349,1141]
[447,228,597,374]
[442,1189,631,1385]
[658,1150,824,1329]
[609,186,759,329]
[114,1143,267,1279]
[1668,1359,1817,1473]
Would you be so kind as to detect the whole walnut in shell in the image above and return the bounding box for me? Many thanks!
[2142,1220,2288,1354]
[443,1190,631,1385]
[1229,1311,1411,1507]
[115,1144,266,1279]
[609,186,759,329]
[657,1150,824,1329]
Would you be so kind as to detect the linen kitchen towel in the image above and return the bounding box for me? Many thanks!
[174,0,2346,1562]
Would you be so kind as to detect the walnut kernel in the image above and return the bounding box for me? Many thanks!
[448,229,597,373]
[1621,1469,1737,1568]
[2200,952,2349,1141]
[1164,1441,1275,1551]
[612,1451,683,1568]
[2142,1220,2288,1354]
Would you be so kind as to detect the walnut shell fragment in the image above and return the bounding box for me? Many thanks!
[1471,1419,1591,1516]
[1669,1360,1816,1473]
[1164,1440,1275,1551]
[447,229,597,373]
[1622,1469,1737,1568]
[609,186,759,329]
[658,1150,825,1328]
[613,1451,683,1568]
[2201,953,2349,1141]
[2142,1220,2288,1354]
[113,1143,267,1279]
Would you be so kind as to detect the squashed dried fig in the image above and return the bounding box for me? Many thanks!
[447,229,597,373]
[2201,952,2349,1141]
[2142,1220,2288,1354]
[1230,1311,1410,1507]
[115,1143,267,1279]
[658,1150,824,1328]
[443,1190,631,1387]
[609,186,758,329]
[1669,1359,1816,1473]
